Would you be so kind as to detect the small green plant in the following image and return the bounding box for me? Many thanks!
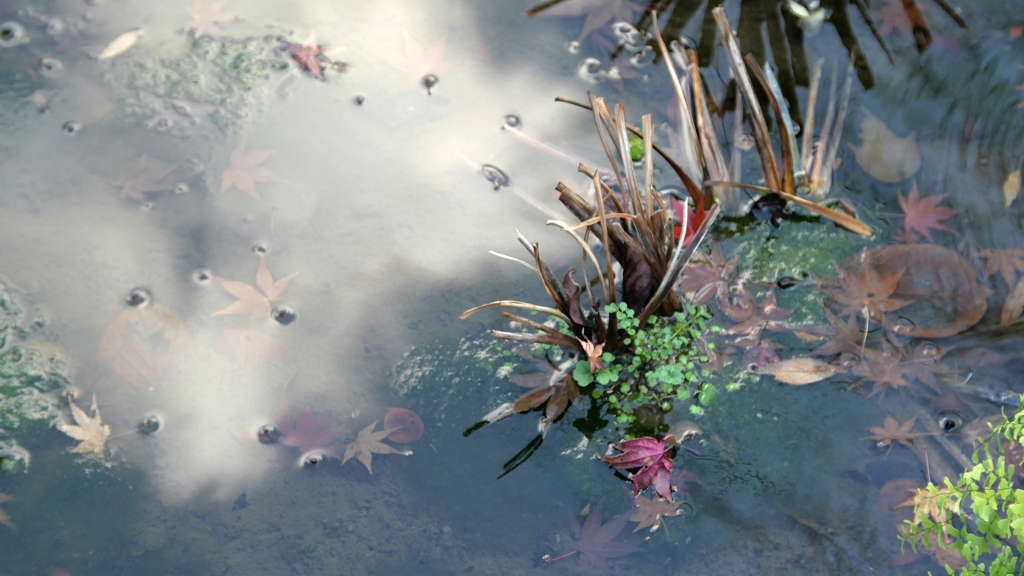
[901,397,1024,575]
[569,302,717,425]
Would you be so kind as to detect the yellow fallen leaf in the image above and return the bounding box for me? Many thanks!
[754,357,840,385]
[1001,278,1024,325]
[1004,170,1021,208]
[99,28,143,60]
[849,108,921,183]
[60,395,111,457]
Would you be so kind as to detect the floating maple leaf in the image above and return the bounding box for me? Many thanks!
[862,415,918,455]
[59,395,111,457]
[184,0,236,39]
[980,248,1024,286]
[277,407,348,458]
[0,493,13,530]
[602,435,675,500]
[384,32,450,78]
[895,182,959,242]
[282,31,342,81]
[108,153,175,202]
[629,494,681,532]
[212,255,297,320]
[220,144,283,200]
[565,501,641,570]
[853,347,916,399]
[342,421,411,474]
[807,305,866,357]
[719,288,794,340]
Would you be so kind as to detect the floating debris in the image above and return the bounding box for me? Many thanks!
[421,73,439,95]
[99,28,144,60]
[481,164,509,190]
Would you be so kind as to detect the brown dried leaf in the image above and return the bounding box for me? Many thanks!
[0,493,13,530]
[755,357,839,385]
[1004,170,1021,208]
[629,494,681,532]
[212,255,297,319]
[60,395,111,457]
[342,421,411,474]
[849,108,921,183]
[220,144,283,200]
[98,304,193,389]
[1001,278,1024,325]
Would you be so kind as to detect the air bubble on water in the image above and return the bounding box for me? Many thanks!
[174,182,190,195]
[193,269,211,284]
[0,22,27,48]
[125,288,151,307]
[138,415,161,435]
[918,341,941,364]
[354,95,365,105]
[141,201,155,212]
[612,21,643,50]
[257,425,280,444]
[272,306,296,325]
[154,117,173,132]
[40,57,64,78]
[502,114,521,129]
[61,121,81,136]
[577,58,603,83]
[421,74,439,95]
[252,243,267,254]
[891,317,915,335]
[46,18,65,37]
[481,164,510,190]
[566,40,580,54]
[302,452,325,466]
[937,410,965,435]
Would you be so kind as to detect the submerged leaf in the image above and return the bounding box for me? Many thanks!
[98,304,194,389]
[184,0,236,38]
[220,144,283,200]
[277,407,348,456]
[212,255,297,319]
[895,182,959,242]
[1001,278,1024,325]
[99,28,143,60]
[629,494,681,532]
[849,108,921,183]
[1004,170,1021,208]
[567,501,642,571]
[383,407,424,443]
[0,493,13,530]
[755,357,839,385]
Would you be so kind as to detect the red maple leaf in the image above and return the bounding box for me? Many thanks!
[277,407,349,458]
[670,197,706,245]
[602,435,675,500]
[895,182,958,242]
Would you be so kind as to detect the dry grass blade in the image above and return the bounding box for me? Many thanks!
[493,330,584,350]
[460,301,569,322]
[852,0,895,64]
[502,311,583,350]
[638,204,720,326]
[643,114,655,224]
[746,55,795,194]
[588,94,628,195]
[776,191,873,236]
[590,172,617,304]
[651,11,702,177]
[687,49,728,185]
[815,62,854,197]
[562,213,636,231]
[801,61,824,177]
[811,67,839,189]
[713,7,781,193]
[555,97,705,208]
[524,0,566,16]
[489,251,537,272]
[547,219,611,304]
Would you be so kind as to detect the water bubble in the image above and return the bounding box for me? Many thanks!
[141,201,155,212]
[917,341,941,363]
[612,21,643,49]
[481,164,510,190]
[838,353,859,369]
[937,410,965,435]
[62,387,80,403]
[566,40,580,54]
[272,306,297,325]
[628,46,655,67]
[153,117,173,132]
[421,74,439,95]
[174,182,190,195]
[138,415,161,434]
[302,452,325,466]
[252,243,267,254]
[354,95,365,105]
[39,57,64,78]
[502,114,521,129]
[0,22,27,48]
[891,317,915,336]
[193,269,212,284]
[61,121,81,136]
[577,58,603,83]
[125,288,151,307]
[46,18,65,36]
[257,425,280,444]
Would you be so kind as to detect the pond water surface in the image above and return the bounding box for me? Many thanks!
[0,0,1023,574]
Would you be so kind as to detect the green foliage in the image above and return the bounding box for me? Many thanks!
[566,301,713,426]
[628,132,644,162]
[901,397,1024,575]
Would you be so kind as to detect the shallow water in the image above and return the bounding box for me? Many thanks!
[0,0,1023,574]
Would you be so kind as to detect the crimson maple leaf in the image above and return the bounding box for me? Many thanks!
[281,31,341,81]
[602,435,675,500]
[895,182,959,242]
[277,407,349,457]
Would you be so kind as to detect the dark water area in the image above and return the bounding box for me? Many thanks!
[0,0,1023,574]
